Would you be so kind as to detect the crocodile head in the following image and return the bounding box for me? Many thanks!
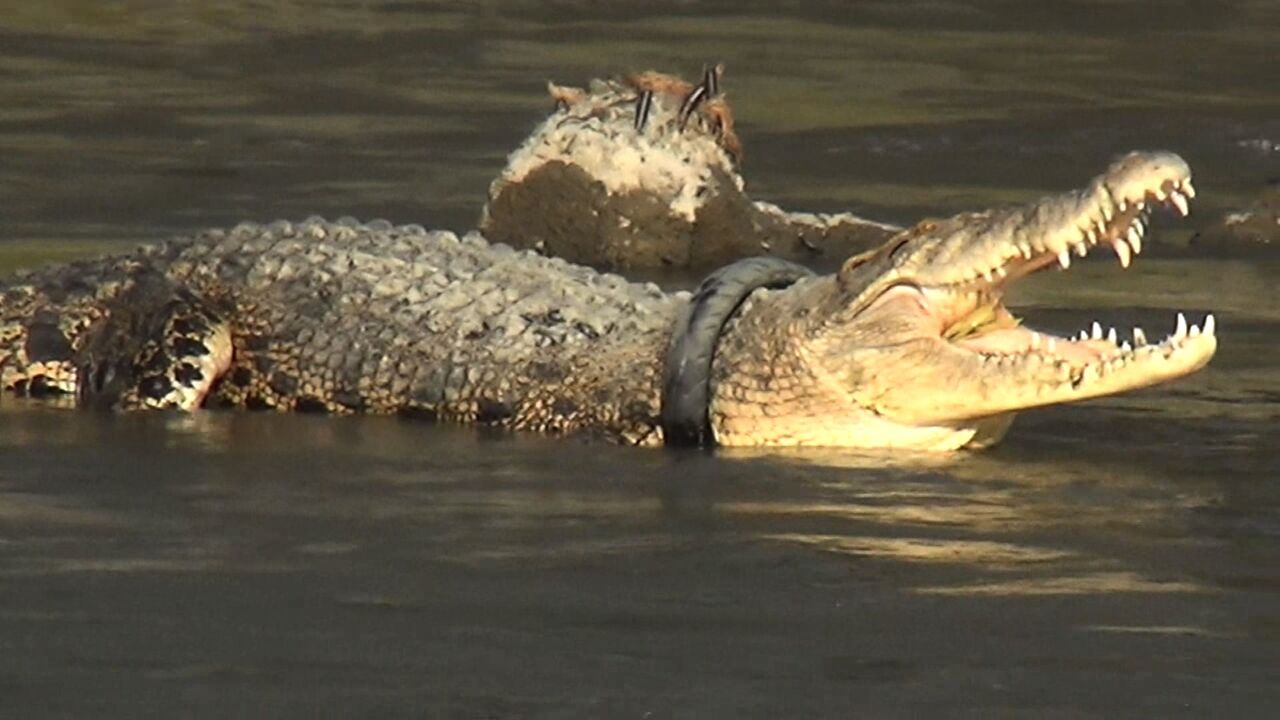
[711,151,1216,450]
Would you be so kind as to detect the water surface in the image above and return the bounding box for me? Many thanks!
[1,2,1278,717]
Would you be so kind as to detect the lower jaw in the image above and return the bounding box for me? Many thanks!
[713,411,1018,451]
[954,329,1112,366]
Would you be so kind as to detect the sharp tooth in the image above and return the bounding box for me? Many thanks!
[1134,221,1145,238]
[1091,321,1103,340]
[1112,238,1132,268]
[1118,200,1128,213]
[1127,224,1143,254]
[1133,327,1147,346]
[1046,337,1056,352]
[981,268,992,282]
[1030,333,1041,349]
[1182,179,1196,198]
[1074,241,1089,257]
[1019,243,1034,259]
[1190,323,1201,337]
[1152,186,1168,201]
[1106,327,1117,344]
[1170,191,1190,217]
[1085,227,1098,244]
[1077,330,1089,341]
[1136,200,1146,211]
[1175,312,1188,340]
[1204,313,1215,336]
[1121,341,1132,353]
[1057,248,1071,269]
[1102,205,1114,222]
[994,266,1007,278]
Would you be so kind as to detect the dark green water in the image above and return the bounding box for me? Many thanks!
[1,2,1278,717]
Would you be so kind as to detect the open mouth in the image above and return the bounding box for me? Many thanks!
[920,155,1216,388]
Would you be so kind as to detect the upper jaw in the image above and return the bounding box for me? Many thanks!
[898,151,1195,292]
[1028,150,1194,274]
[903,151,1198,338]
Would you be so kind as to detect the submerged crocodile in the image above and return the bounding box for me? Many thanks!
[481,67,899,270]
[0,152,1215,450]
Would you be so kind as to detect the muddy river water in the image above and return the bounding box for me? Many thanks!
[1,2,1278,717]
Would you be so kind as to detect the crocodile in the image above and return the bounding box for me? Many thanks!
[0,151,1215,450]
[481,67,899,270]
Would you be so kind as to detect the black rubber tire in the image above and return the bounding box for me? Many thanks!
[661,257,814,447]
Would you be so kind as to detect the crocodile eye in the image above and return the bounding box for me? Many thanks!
[839,250,875,275]
[840,231,912,277]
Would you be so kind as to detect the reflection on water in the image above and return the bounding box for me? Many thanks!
[2,393,1279,713]
[916,572,1206,597]
[1,1,1279,716]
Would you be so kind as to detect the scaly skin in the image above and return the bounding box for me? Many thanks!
[1,220,681,443]
[0,154,1217,450]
